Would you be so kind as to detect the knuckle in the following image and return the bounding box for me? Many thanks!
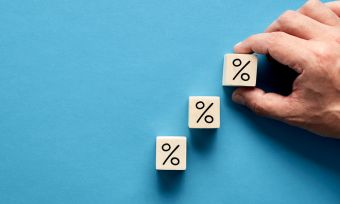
[277,10,297,26]
[312,43,334,67]
[300,0,315,14]
[268,32,285,46]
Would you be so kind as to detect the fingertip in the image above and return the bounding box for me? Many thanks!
[233,87,262,95]
[232,87,261,105]
[233,36,258,54]
[234,41,242,47]
[233,42,251,54]
[232,89,245,105]
[233,41,243,53]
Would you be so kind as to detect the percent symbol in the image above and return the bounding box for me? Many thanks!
[232,58,251,81]
[162,143,180,166]
[196,101,214,124]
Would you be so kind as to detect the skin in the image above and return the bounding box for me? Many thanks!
[232,0,340,138]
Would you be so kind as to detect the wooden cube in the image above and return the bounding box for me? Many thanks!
[188,96,220,129]
[223,54,257,87]
[156,136,186,170]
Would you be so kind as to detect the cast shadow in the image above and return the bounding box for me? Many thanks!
[257,55,298,96]
[156,170,185,195]
[251,116,340,175]
[189,129,217,154]
[223,55,340,175]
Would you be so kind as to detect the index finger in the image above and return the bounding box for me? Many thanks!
[234,32,311,73]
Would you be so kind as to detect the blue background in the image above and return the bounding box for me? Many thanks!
[1,0,340,203]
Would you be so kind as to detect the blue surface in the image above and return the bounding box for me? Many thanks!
[1,0,340,203]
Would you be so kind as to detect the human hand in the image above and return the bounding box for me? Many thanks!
[232,0,340,138]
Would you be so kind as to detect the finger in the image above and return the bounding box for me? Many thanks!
[265,10,329,40]
[299,0,339,26]
[234,32,310,73]
[326,1,340,17]
[232,87,295,120]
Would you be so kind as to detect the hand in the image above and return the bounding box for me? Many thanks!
[232,0,340,138]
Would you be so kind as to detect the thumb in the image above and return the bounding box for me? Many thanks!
[232,87,295,120]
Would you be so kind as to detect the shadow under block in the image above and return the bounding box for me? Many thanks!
[188,96,220,129]
[223,54,257,87]
[156,136,187,170]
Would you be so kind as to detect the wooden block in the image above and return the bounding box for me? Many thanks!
[156,136,186,170]
[222,54,258,86]
[188,96,220,129]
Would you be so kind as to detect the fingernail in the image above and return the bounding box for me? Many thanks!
[234,41,242,49]
[232,93,245,105]
[233,42,243,53]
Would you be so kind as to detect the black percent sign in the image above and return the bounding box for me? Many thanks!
[232,58,251,81]
[196,101,214,124]
[162,143,180,166]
